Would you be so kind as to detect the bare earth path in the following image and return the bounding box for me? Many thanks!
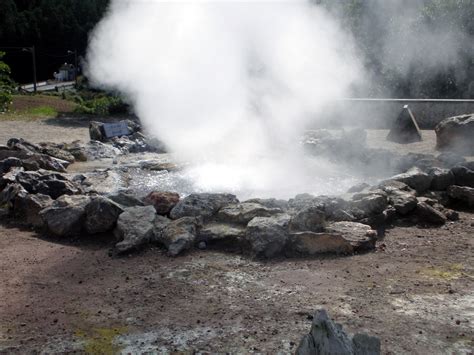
[0,118,473,353]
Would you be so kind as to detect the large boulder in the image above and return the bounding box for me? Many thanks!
[450,166,474,188]
[143,191,180,215]
[40,195,91,237]
[325,222,377,251]
[108,191,144,208]
[217,202,282,225]
[386,189,417,215]
[0,157,22,175]
[435,114,474,155]
[289,206,326,232]
[169,193,239,220]
[349,190,388,217]
[296,309,380,355]
[0,183,27,212]
[447,185,474,208]
[15,170,82,199]
[415,202,447,225]
[389,167,432,193]
[114,206,157,253]
[197,223,246,251]
[429,167,455,191]
[38,142,75,163]
[85,196,124,234]
[158,217,200,257]
[245,214,291,259]
[14,193,53,227]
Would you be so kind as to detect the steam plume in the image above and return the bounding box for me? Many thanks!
[86,0,363,198]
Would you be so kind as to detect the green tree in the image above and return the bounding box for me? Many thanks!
[0,51,14,112]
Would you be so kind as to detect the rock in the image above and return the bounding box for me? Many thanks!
[246,214,291,258]
[350,190,388,216]
[244,198,289,210]
[394,153,434,174]
[159,217,200,256]
[169,193,239,220]
[444,209,460,221]
[85,196,124,234]
[108,191,144,208]
[143,191,180,215]
[198,223,246,251]
[23,154,69,172]
[0,166,23,190]
[0,157,22,175]
[38,142,75,163]
[288,193,321,211]
[217,202,282,225]
[83,141,122,160]
[386,105,422,144]
[151,215,172,241]
[40,195,91,237]
[288,232,354,256]
[296,309,380,355]
[451,166,474,188]
[435,113,474,155]
[415,202,447,225]
[429,167,455,190]
[63,141,88,162]
[89,121,105,141]
[289,206,326,232]
[114,206,157,252]
[387,189,417,215]
[437,152,466,168]
[15,170,82,199]
[447,185,474,208]
[347,182,370,193]
[325,222,377,251]
[81,170,124,195]
[0,183,27,212]
[390,167,432,193]
[14,193,53,227]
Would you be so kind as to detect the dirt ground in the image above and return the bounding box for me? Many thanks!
[0,117,473,354]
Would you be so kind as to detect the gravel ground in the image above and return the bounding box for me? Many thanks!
[0,117,473,354]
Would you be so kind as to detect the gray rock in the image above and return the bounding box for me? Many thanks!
[38,142,75,163]
[151,215,172,241]
[0,157,22,175]
[429,167,455,190]
[296,309,380,355]
[390,167,432,193]
[289,206,326,232]
[108,191,144,208]
[0,166,24,190]
[288,193,321,210]
[435,113,474,155]
[169,193,239,220]
[347,182,370,193]
[447,185,474,207]
[437,152,466,168]
[325,221,378,251]
[159,217,200,256]
[217,202,282,225]
[287,232,354,256]
[15,170,82,199]
[40,195,91,237]
[89,121,105,141]
[415,202,447,225]
[198,223,246,251]
[350,190,388,217]
[0,183,27,212]
[246,214,291,258]
[114,206,157,252]
[85,196,124,234]
[387,189,417,215]
[14,193,53,227]
[451,166,474,187]
[244,198,289,210]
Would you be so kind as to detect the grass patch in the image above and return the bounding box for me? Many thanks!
[0,94,76,120]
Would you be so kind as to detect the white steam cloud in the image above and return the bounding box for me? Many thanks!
[86,0,363,199]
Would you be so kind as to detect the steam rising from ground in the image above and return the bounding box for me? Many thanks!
[87,0,363,198]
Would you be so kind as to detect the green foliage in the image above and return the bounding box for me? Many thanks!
[0,51,14,112]
[74,94,128,116]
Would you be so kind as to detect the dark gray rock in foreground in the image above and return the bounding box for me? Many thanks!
[435,113,474,155]
[390,167,432,193]
[158,217,200,257]
[415,202,447,225]
[447,185,474,207]
[217,202,282,225]
[296,309,380,355]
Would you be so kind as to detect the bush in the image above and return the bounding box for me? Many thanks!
[74,95,129,115]
[0,51,14,112]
